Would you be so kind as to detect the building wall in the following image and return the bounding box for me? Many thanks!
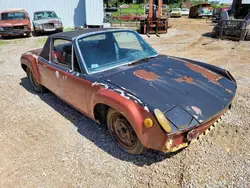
[0,0,102,28]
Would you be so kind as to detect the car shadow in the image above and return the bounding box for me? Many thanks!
[20,77,183,166]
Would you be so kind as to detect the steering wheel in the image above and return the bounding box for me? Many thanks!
[124,50,138,58]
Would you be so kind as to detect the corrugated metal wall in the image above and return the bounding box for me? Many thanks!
[0,0,104,27]
[85,0,103,26]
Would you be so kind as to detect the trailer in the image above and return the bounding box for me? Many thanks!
[189,2,213,18]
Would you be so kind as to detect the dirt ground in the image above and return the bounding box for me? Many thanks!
[0,18,249,188]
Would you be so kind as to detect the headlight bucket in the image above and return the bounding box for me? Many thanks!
[154,109,171,133]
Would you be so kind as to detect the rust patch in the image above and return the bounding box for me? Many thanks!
[152,64,161,67]
[225,88,232,93]
[134,70,158,81]
[191,106,202,115]
[185,63,222,85]
[176,76,194,84]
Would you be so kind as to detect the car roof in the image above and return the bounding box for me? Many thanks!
[1,8,28,14]
[34,10,55,13]
[49,28,125,40]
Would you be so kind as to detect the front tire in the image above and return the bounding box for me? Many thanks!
[27,68,45,93]
[107,108,144,155]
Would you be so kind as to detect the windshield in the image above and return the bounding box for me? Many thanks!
[34,11,58,20]
[181,8,189,11]
[172,8,181,11]
[77,30,158,74]
[1,12,26,20]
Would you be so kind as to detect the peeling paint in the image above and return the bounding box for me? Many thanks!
[144,106,149,112]
[55,71,60,78]
[176,76,194,84]
[92,82,109,89]
[192,106,202,115]
[134,70,158,81]
[185,63,222,85]
[225,88,232,93]
[114,89,130,99]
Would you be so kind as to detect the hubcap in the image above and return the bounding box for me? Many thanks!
[112,114,137,148]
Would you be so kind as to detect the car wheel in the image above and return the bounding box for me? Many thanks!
[245,31,250,41]
[26,32,31,37]
[107,108,144,155]
[27,67,45,93]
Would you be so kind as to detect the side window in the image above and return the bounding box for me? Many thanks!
[73,50,81,73]
[113,32,143,50]
[51,39,72,68]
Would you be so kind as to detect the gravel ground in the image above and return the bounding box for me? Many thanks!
[0,18,249,188]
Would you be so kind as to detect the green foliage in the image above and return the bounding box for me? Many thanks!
[0,40,7,46]
[36,37,48,46]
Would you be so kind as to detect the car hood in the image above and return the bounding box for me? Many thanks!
[99,55,237,128]
[0,19,28,27]
[171,11,181,14]
[33,18,61,25]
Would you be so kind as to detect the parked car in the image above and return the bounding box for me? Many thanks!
[170,8,182,17]
[33,11,63,35]
[189,3,213,18]
[181,8,190,16]
[0,8,31,39]
[21,28,237,154]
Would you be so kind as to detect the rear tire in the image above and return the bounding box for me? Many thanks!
[107,108,144,155]
[27,67,45,93]
[245,31,250,41]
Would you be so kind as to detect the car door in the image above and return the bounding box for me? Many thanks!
[49,39,91,115]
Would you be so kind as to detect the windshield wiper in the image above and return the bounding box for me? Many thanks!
[128,56,155,66]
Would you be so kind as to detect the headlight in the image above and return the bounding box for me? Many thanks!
[0,27,4,31]
[24,25,28,29]
[154,109,171,133]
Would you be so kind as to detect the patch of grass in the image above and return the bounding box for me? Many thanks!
[64,27,74,32]
[112,4,144,17]
[36,37,48,46]
[0,40,8,46]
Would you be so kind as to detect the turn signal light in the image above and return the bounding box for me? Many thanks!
[144,118,153,128]
[154,109,171,133]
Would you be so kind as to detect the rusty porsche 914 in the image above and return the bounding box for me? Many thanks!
[21,28,237,154]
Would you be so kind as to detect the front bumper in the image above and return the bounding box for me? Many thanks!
[162,109,227,153]
[34,26,63,32]
[0,29,30,36]
[170,14,181,17]
[199,13,212,17]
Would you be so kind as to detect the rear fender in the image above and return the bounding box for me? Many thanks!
[21,53,41,83]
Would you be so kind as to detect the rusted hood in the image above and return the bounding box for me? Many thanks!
[0,19,28,27]
[99,55,237,128]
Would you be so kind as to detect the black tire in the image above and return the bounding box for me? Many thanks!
[26,32,31,37]
[245,31,250,41]
[107,108,144,155]
[27,67,45,93]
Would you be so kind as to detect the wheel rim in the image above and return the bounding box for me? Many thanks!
[111,113,137,149]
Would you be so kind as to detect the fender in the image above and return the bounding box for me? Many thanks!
[21,53,41,83]
[91,86,168,151]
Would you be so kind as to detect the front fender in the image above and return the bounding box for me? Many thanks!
[91,87,168,151]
